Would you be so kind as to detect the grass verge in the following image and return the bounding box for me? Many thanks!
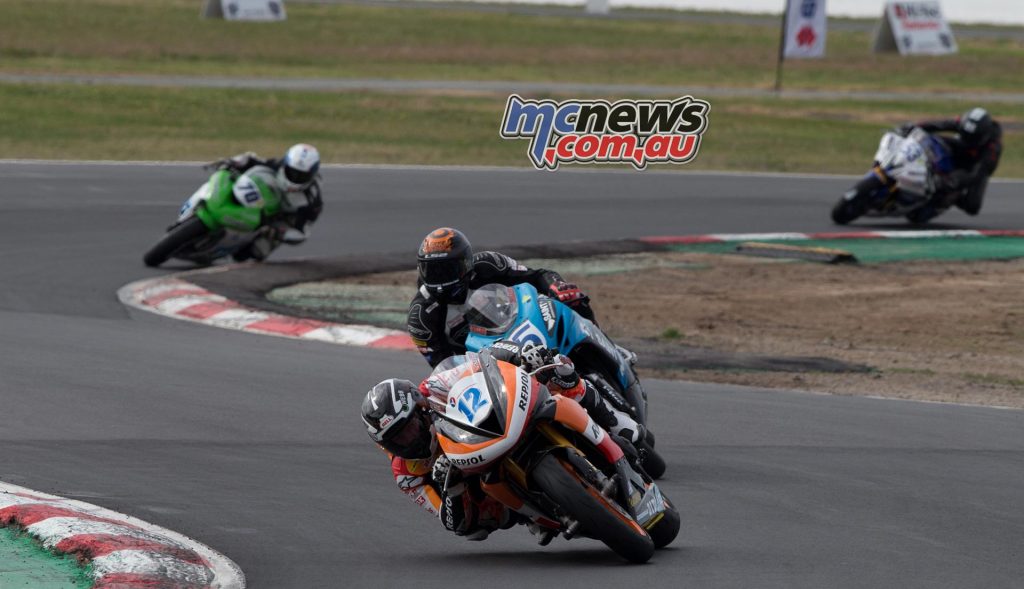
[0,526,92,589]
[2,0,1024,93]
[1,83,1022,175]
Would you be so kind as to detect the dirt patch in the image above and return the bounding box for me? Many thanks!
[591,253,1024,408]
[311,252,1024,408]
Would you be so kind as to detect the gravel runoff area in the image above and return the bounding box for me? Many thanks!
[269,248,1024,409]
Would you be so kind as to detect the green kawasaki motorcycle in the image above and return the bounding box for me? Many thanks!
[143,166,303,267]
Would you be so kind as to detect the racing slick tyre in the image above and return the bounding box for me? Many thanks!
[531,454,655,564]
[636,438,667,480]
[143,216,208,267]
[831,199,859,225]
[646,496,680,549]
[831,175,884,225]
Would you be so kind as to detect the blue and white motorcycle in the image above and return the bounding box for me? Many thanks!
[831,127,955,225]
[463,283,666,478]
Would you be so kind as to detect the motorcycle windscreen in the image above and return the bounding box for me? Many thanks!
[465,284,519,336]
[436,352,509,437]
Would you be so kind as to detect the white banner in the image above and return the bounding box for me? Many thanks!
[201,0,287,21]
[783,0,827,59]
[873,1,957,55]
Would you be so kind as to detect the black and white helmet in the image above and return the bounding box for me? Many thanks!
[278,143,321,192]
[957,108,996,148]
[361,379,435,459]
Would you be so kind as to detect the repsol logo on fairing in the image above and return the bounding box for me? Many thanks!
[450,454,486,466]
[518,372,530,410]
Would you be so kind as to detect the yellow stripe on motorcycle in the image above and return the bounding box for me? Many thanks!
[502,457,529,489]
[642,512,665,529]
[537,422,575,449]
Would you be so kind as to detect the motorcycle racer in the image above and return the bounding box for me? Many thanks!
[360,344,642,542]
[360,377,516,540]
[206,143,324,260]
[896,108,1002,221]
[408,227,596,367]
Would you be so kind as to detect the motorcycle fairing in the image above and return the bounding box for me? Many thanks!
[466,283,633,394]
[436,357,539,473]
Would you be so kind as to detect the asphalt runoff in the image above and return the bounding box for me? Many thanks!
[1,162,1022,588]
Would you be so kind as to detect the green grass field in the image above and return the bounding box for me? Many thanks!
[1,1,1021,172]
[2,0,1023,93]
[2,83,1022,175]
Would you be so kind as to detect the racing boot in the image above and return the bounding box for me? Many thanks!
[528,522,557,546]
[280,227,308,245]
[955,178,987,216]
[578,382,645,446]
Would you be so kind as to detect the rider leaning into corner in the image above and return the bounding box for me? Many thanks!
[360,343,643,542]
[896,107,1002,223]
[407,227,595,368]
[206,143,324,261]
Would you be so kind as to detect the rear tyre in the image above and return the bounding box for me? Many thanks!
[636,439,667,480]
[143,216,209,267]
[646,496,680,549]
[531,454,654,564]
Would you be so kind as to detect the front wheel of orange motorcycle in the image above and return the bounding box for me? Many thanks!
[531,454,655,564]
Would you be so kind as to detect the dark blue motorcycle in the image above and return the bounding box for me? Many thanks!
[832,127,956,225]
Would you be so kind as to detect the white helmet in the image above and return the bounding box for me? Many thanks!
[277,143,320,192]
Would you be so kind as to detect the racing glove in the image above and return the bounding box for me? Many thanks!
[438,470,510,541]
[431,455,452,489]
[548,280,588,307]
[543,273,597,322]
[204,151,259,173]
[895,123,915,137]
[538,355,586,401]
[487,340,550,372]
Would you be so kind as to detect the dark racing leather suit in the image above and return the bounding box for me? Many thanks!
[900,119,1002,217]
[407,251,595,367]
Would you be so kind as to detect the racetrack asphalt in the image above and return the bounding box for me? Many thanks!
[1,162,1023,588]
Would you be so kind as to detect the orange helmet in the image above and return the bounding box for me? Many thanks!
[417,228,474,302]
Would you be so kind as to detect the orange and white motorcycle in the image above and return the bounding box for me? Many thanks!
[425,349,679,563]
